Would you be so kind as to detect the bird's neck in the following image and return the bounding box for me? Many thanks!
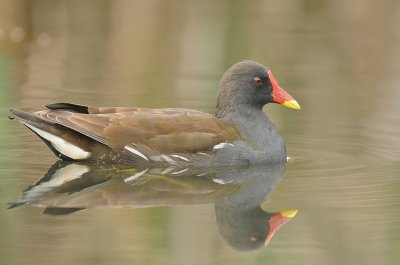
[216,104,268,133]
[216,106,286,160]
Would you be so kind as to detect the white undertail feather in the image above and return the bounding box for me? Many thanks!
[23,123,91,160]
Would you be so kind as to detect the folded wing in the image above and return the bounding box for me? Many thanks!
[35,103,242,154]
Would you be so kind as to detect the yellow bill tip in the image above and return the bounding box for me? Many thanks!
[280,209,298,218]
[282,99,301,110]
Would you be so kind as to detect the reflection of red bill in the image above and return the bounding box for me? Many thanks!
[265,209,298,246]
[268,70,301,110]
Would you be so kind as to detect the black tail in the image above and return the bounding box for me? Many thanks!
[45,103,89,113]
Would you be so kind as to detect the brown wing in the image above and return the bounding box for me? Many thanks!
[35,105,242,154]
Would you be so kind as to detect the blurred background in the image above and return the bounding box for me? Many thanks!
[1,0,400,265]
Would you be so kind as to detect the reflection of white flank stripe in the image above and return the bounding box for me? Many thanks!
[171,168,189,175]
[161,167,175,175]
[124,168,148,183]
[125,146,149,161]
[212,178,234,185]
[213,178,225,184]
[23,123,90,159]
[213,142,234,150]
[171,155,189,161]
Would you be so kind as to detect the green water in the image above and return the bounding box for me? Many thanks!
[1,1,400,265]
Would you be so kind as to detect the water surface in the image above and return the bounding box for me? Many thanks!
[1,1,400,265]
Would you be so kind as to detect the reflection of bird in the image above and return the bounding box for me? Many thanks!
[9,60,300,166]
[216,206,297,251]
[214,163,297,250]
[9,161,297,251]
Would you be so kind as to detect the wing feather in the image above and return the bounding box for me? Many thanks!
[34,105,242,154]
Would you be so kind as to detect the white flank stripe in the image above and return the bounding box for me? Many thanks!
[171,154,189,161]
[23,123,91,160]
[161,154,176,164]
[124,168,149,183]
[213,142,234,150]
[149,156,162,162]
[124,146,149,161]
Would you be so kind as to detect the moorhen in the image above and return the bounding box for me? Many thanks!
[9,60,300,166]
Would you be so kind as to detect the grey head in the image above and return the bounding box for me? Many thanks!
[215,60,300,118]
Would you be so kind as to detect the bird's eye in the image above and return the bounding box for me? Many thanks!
[252,77,263,86]
[250,234,259,241]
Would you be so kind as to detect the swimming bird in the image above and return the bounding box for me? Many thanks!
[9,60,300,166]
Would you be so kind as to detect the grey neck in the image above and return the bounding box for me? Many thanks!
[216,106,286,163]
